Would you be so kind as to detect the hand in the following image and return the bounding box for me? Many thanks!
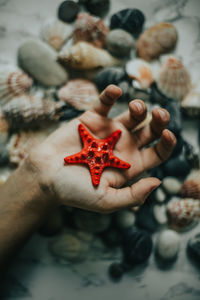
[29,85,176,213]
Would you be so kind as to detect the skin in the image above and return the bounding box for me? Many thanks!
[0,84,176,272]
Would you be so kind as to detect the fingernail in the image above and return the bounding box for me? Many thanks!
[158,109,168,121]
[133,101,144,113]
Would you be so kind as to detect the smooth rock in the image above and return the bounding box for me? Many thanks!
[18,39,68,86]
[187,233,200,264]
[94,67,127,92]
[165,101,183,136]
[162,177,182,195]
[106,29,135,58]
[110,8,145,36]
[39,209,64,236]
[109,262,124,280]
[58,0,79,23]
[136,202,158,232]
[156,230,180,261]
[118,81,135,102]
[162,154,191,178]
[153,204,168,225]
[80,0,110,17]
[171,135,184,158]
[101,228,122,247]
[154,187,166,203]
[115,210,136,229]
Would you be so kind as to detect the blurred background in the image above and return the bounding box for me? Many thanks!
[0,0,200,299]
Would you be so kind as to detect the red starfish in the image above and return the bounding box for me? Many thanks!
[64,123,131,187]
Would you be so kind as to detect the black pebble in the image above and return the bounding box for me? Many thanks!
[79,0,110,17]
[109,262,125,280]
[136,202,158,233]
[0,148,9,166]
[122,226,153,266]
[110,8,145,36]
[60,107,84,121]
[162,153,191,178]
[118,81,135,102]
[150,83,169,105]
[101,228,122,247]
[171,134,184,158]
[187,233,200,264]
[150,167,164,180]
[183,140,200,168]
[58,0,80,23]
[94,67,128,92]
[164,101,183,136]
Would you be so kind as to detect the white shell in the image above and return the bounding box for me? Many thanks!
[8,130,49,166]
[0,65,33,104]
[157,56,191,101]
[126,59,154,89]
[156,229,180,260]
[181,79,200,117]
[40,18,72,51]
[58,41,120,70]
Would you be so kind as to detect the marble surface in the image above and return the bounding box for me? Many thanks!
[0,0,200,299]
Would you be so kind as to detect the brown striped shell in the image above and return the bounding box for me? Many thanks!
[137,23,178,61]
[181,170,200,200]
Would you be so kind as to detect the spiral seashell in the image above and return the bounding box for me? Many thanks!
[73,13,109,48]
[8,130,49,166]
[157,56,191,101]
[57,79,99,111]
[40,18,72,51]
[136,23,178,61]
[181,79,200,117]
[2,94,64,130]
[167,198,200,228]
[125,59,154,89]
[58,41,120,70]
[0,66,33,104]
[181,170,200,200]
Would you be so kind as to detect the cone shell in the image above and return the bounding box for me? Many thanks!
[58,41,120,70]
[0,65,33,104]
[137,23,178,61]
[8,130,49,166]
[126,59,154,89]
[73,13,109,48]
[181,170,200,200]
[167,198,200,228]
[57,79,99,111]
[157,56,191,101]
[40,18,72,51]
[2,94,63,130]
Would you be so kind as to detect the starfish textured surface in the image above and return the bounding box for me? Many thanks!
[64,123,131,187]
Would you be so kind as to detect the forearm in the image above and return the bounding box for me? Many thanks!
[0,160,57,271]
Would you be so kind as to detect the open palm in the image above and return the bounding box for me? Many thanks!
[32,85,176,213]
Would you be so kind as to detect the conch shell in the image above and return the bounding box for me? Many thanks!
[181,170,200,200]
[58,41,120,70]
[137,23,178,61]
[157,56,191,101]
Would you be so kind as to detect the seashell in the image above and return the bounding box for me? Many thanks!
[49,230,91,263]
[187,233,200,264]
[8,130,49,166]
[167,198,200,229]
[94,67,127,92]
[115,210,136,229]
[181,80,200,117]
[74,210,111,233]
[126,59,154,89]
[181,170,200,200]
[155,229,180,261]
[162,176,182,195]
[0,66,33,104]
[57,79,99,111]
[137,23,178,61]
[110,8,145,36]
[157,56,191,101]
[58,0,80,23]
[18,39,68,86]
[58,41,120,70]
[106,29,135,58]
[40,18,72,51]
[2,94,64,131]
[73,13,109,48]
[39,209,64,236]
[80,0,110,17]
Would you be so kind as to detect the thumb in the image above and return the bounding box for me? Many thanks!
[105,177,161,212]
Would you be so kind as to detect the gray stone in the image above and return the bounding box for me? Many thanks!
[18,39,68,86]
[115,210,135,229]
[106,29,135,57]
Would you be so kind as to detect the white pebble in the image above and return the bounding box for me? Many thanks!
[162,177,182,195]
[153,204,167,225]
[154,187,166,203]
[156,229,180,260]
[115,210,136,229]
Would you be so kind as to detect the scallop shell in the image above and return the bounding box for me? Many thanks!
[137,23,178,61]
[57,79,99,111]
[8,130,49,166]
[73,13,109,48]
[58,41,120,70]
[0,66,33,104]
[40,18,72,51]
[167,198,200,228]
[157,56,191,101]
[181,79,200,117]
[181,170,200,200]
[126,59,154,89]
[2,94,64,130]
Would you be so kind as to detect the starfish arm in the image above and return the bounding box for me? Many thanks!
[106,130,122,148]
[109,156,131,169]
[64,150,87,164]
[78,123,95,147]
[88,163,104,187]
